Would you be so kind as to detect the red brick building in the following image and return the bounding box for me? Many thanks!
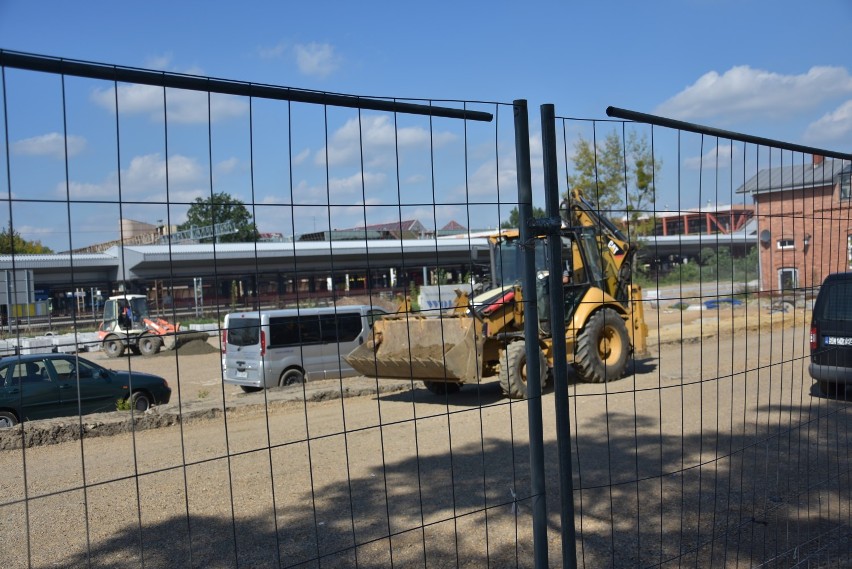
[738,156,852,293]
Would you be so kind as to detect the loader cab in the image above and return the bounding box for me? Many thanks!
[102,295,150,332]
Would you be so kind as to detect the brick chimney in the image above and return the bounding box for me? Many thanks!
[813,154,824,166]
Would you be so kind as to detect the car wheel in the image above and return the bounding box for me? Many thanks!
[104,337,125,358]
[138,335,162,357]
[130,391,152,412]
[279,369,305,386]
[0,411,18,428]
[240,386,263,393]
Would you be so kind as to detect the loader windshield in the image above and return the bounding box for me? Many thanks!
[493,238,546,287]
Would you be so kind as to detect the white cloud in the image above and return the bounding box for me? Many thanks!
[804,100,852,143]
[144,53,174,70]
[289,171,388,203]
[294,42,341,78]
[684,144,739,170]
[92,83,248,124]
[656,65,852,122]
[216,157,240,175]
[315,115,456,167]
[462,158,517,199]
[258,42,288,60]
[292,148,310,166]
[59,153,205,199]
[12,132,86,159]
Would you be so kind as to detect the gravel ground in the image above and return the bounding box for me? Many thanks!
[1,301,850,568]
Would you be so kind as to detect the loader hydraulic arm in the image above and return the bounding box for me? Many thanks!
[560,187,636,304]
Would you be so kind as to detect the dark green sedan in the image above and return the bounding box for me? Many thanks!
[0,353,171,428]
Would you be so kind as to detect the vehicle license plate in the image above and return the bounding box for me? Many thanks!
[824,336,852,346]
[236,370,248,378]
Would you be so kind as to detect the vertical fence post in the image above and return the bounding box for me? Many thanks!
[540,103,578,569]
[513,99,549,567]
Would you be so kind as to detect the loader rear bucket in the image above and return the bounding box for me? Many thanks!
[346,315,482,381]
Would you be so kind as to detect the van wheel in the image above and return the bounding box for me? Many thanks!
[279,369,305,386]
[574,308,630,383]
[424,381,461,396]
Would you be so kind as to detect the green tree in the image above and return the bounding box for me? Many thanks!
[180,192,258,242]
[500,205,547,229]
[0,226,53,254]
[566,130,661,235]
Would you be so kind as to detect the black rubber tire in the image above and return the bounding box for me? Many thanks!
[240,386,263,393]
[103,336,125,358]
[0,410,19,428]
[424,381,462,396]
[574,307,630,383]
[498,340,546,399]
[279,368,305,387]
[138,335,162,357]
[130,391,152,412]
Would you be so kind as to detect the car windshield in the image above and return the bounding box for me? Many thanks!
[228,318,260,346]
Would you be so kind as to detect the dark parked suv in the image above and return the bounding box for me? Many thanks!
[809,272,852,396]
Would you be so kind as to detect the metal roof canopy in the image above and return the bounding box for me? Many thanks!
[0,239,492,285]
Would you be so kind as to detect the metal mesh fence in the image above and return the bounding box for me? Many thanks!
[0,51,850,568]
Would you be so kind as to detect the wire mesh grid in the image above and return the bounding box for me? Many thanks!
[0,51,849,568]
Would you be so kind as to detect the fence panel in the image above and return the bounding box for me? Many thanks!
[548,107,851,567]
[0,51,548,568]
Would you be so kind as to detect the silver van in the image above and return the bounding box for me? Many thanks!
[222,305,387,392]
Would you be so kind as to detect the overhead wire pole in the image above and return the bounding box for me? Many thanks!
[514,99,549,567]
[540,103,578,568]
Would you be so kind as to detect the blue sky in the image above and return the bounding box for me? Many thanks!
[1,0,852,251]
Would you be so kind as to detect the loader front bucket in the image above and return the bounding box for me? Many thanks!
[165,330,213,351]
[346,315,482,382]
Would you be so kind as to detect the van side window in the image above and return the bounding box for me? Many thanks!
[298,317,322,344]
[268,315,324,347]
[320,313,362,343]
[269,318,299,346]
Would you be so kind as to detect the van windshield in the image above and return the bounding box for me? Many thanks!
[228,318,260,346]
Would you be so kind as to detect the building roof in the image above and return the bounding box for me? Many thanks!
[737,158,851,195]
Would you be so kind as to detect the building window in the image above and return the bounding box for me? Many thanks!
[842,173,851,200]
[777,238,795,250]
[778,267,798,291]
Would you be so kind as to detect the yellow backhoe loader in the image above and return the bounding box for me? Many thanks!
[346,189,648,398]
